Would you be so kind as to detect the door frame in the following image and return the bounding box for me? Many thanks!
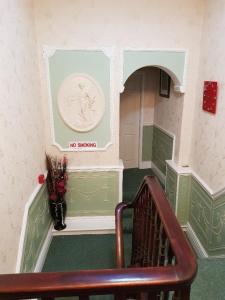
[119,70,145,169]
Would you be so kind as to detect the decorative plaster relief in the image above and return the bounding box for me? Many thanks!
[58,73,105,132]
[66,171,119,216]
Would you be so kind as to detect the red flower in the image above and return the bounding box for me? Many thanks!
[57,180,66,195]
[49,193,57,201]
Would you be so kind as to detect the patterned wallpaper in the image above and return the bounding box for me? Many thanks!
[191,0,225,192]
[154,81,184,163]
[0,0,45,273]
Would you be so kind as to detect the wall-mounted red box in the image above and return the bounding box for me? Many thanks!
[202,81,217,114]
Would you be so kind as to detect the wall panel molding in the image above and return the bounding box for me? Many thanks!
[43,46,114,152]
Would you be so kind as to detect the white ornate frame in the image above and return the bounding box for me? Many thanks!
[43,46,115,152]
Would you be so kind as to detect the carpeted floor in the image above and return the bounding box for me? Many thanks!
[123,168,154,203]
[42,234,132,272]
[43,168,225,300]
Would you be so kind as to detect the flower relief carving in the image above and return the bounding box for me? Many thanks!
[58,73,105,132]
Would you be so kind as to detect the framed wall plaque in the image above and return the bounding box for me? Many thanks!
[159,69,171,98]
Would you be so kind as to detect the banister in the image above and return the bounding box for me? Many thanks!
[0,176,197,300]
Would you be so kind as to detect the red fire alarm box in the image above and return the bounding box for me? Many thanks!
[202,81,218,114]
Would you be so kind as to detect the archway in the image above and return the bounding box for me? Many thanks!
[122,50,186,93]
[119,64,182,181]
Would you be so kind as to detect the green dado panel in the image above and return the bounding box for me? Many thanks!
[66,171,119,216]
[142,125,153,161]
[189,178,225,256]
[165,165,177,211]
[48,50,111,149]
[20,185,51,272]
[123,50,185,85]
[210,195,225,256]
[166,162,225,256]
[189,178,213,252]
[152,127,173,175]
[176,175,191,225]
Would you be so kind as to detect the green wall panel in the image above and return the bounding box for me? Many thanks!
[165,165,177,211]
[66,171,119,216]
[142,125,153,161]
[123,50,186,84]
[152,127,173,175]
[189,178,213,251]
[177,175,191,225]
[20,185,51,272]
[48,50,111,149]
[166,162,225,256]
[208,194,225,256]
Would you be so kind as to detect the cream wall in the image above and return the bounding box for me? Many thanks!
[33,0,204,168]
[154,80,184,163]
[191,0,225,192]
[142,68,157,125]
[0,0,45,273]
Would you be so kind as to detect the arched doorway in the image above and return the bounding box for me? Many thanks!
[120,67,159,169]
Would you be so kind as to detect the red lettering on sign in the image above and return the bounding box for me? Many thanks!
[69,142,97,148]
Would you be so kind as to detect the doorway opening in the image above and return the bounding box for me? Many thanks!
[119,66,159,169]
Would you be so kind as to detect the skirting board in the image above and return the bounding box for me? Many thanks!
[34,225,53,272]
[53,216,115,236]
[186,223,208,258]
[139,161,152,169]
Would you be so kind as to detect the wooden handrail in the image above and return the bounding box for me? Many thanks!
[0,176,197,300]
[115,176,197,299]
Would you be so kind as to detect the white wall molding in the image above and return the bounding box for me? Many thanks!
[139,161,152,169]
[151,162,165,185]
[34,225,53,272]
[166,160,192,175]
[16,173,47,273]
[166,159,224,198]
[186,223,208,258]
[138,71,145,169]
[53,216,115,236]
[174,85,185,93]
[118,160,124,202]
[43,45,115,152]
[67,162,124,173]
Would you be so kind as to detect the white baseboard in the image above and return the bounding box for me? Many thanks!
[34,225,53,272]
[139,161,152,169]
[53,216,115,236]
[186,223,208,258]
[151,162,165,185]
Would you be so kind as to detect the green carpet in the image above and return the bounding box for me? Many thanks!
[43,234,132,300]
[191,258,225,300]
[42,234,132,272]
[123,168,154,203]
